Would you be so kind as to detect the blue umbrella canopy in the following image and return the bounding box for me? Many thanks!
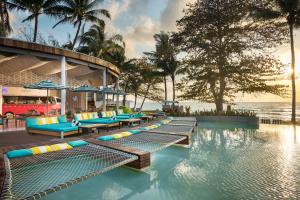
[98,87,118,95]
[24,80,67,90]
[115,89,127,95]
[71,85,99,93]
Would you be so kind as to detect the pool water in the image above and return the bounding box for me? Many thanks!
[44,122,300,200]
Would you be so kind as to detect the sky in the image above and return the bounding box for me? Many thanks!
[8,0,300,102]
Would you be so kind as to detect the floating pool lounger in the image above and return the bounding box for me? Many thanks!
[144,125,194,136]
[171,117,197,122]
[1,142,137,200]
[100,132,187,153]
[168,120,197,127]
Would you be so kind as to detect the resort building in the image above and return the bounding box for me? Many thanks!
[0,38,121,117]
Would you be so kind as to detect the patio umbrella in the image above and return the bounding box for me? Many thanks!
[24,80,68,115]
[71,85,99,111]
[115,89,127,96]
[115,89,127,112]
[98,87,118,95]
[98,87,118,111]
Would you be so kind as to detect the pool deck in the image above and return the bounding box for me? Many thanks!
[0,122,154,196]
[0,118,195,199]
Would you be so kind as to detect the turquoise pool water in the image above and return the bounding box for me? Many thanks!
[44,122,300,200]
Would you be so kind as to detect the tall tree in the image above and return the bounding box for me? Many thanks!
[137,59,163,110]
[0,0,22,37]
[173,0,287,112]
[145,32,180,102]
[120,61,143,110]
[52,0,110,49]
[251,0,300,123]
[11,0,61,42]
[77,22,124,60]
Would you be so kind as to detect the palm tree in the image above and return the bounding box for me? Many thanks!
[77,22,124,59]
[0,0,24,37]
[145,32,180,102]
[252,0,300,124]
[52,0,110,49]
[138,60,163,111]
[10,0,61,42]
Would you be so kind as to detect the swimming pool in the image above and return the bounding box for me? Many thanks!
[44,122,300,200]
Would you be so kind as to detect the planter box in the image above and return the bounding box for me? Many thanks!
[196,115,259,126]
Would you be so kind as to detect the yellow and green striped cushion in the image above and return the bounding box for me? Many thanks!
[30,146,53,155]
[50,143,73,152]
[37,117,48,125]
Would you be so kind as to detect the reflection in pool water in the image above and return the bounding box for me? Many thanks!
[44,122,300,200]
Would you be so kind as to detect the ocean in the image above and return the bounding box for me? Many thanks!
[133,101,300,120]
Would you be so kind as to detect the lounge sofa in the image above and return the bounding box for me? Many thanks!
[101,110,145,119]
[74,112,121,129]
[26,116,79,139]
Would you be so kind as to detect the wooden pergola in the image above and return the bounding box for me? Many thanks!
[0,38,121,114]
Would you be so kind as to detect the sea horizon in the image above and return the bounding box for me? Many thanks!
[129,101,300,120]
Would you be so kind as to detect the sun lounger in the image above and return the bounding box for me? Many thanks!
[101,110,145,119]
[26,116,79,139]
[74,112,121,129]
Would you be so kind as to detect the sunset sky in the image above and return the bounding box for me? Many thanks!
[9,0,300,102]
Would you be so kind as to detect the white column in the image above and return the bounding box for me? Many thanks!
[102,68,107,111]
[60,56,66,115]
[116,79,120,114]
[0,85,2,115]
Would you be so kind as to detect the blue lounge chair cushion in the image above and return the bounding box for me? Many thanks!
[78,118,120,124]
[98,135,114,141]
[29,123,78,132]
[68,140,88,147]
[128,130,141,134]
[26,118,38,128]
[58,116,68,123]
[116,115,131,119]
[134,113,145,118]
[7,149,33,159]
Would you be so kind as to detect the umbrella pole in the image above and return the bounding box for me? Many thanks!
[116,94,119,114]
[86,93,88,112]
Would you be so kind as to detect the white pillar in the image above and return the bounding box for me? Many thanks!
[116,79,120,114]
[0,85,2,115]
[61,56,66,115]
[102,68,107,111]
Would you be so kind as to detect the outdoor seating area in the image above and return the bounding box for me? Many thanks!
[23,110,162,139]
[0,116,196,199]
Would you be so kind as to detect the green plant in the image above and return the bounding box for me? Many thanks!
[196,109,256,117]
[185,106,191,115]
[120,106,133,114]
[66,110,72,119]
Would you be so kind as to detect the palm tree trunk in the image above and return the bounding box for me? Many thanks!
[289,22,296,124]
[133,93,137,110]
[164,76,167,101]
[72,21,82,49]
[123,95,126,106]
[140,85,150,111]
[33,15,38,42]
[0,2,5,37]
[171,74,175,101]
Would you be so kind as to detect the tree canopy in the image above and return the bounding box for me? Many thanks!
[173,0,288,112]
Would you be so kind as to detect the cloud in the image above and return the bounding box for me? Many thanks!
[101,0,195,58]
[160,0,188,31]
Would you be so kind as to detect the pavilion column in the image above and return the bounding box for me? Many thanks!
[60,56,66,115]
[116,78,120,114]
[0,85,2,115]
[102,68,107,111]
